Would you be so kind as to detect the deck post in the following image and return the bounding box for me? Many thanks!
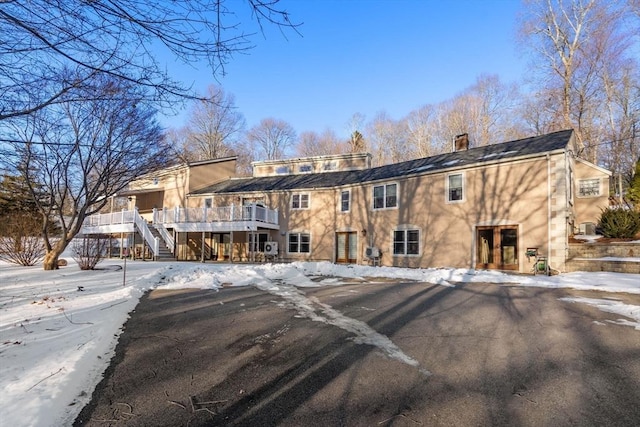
[201,231,205,263]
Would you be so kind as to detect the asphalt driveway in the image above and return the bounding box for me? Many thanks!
[74,280,640,426]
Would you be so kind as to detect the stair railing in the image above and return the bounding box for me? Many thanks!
[153,217,175,254]
[134,208,160,258]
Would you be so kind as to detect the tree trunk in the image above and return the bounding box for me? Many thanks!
[43,250,60,270]
[42,238,70,270]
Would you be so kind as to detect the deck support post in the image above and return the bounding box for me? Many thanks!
[201,231,205,263]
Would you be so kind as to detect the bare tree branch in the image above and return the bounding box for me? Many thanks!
[0,0,302,121]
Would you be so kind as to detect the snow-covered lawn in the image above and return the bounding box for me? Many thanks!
[1,257,639,427]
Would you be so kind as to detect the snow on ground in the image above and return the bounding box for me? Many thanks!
[1,257,639,427]
[560,297,640,330]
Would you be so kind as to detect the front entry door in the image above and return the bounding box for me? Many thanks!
[476,226,518,270]
[336,232,357,264]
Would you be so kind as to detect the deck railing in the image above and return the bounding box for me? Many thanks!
[152,204,279,226]
[84,210,135,227]
[86,204,279,228]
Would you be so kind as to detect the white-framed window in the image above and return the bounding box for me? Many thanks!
[393,228,420,256]
[340,190,350,212]
[275,166,290,175]
[446,173,464,203]
[291,193,310,209]
[373,183,398,210]
[578,178,601,197]
[288,232,311,253]
[323,160,339,171]
[298,164,313,173]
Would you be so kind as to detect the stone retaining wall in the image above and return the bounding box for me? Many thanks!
[565,243,640,273]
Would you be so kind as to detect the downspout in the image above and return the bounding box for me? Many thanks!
[547,153,551,264]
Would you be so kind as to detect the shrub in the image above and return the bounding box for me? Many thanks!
[0,236,45,266]
[72,235,108,270]
[598,207,640,238]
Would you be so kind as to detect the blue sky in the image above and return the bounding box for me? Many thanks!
[162,0,527,139]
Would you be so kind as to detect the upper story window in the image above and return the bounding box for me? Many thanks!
[373,183,397,209]
[291,193,310,209]
[578,178,600,197]
[298,164,313,173]
[340,190,350,212]
[393,228,420,256]
[275,166,291,175]
[447,173,464,203]
[204,198,213,208]
[323,161,338,171]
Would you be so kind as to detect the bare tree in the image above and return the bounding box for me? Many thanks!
[404,105,436,158]
[600,61,640,183]
[0,0,301,121]
[518,87,566,136]
[346,113,366,136]
[296,129,347,157]
[181,85,246,161]
[164,127,191,164]
[246,118,297,160]
[6,76,169,270]
[519,0,633,160]
[365,112,410,166]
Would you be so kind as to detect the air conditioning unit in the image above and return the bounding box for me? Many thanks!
[264,241,278,256]
[365,246,380,258]
[579,222,596,235]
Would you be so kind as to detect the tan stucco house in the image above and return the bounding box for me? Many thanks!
[83,129,611,273]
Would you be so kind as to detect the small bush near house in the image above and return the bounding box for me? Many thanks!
[598,208,640,238]
[72,235,108,270]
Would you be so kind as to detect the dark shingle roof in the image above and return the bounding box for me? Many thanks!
[192,130,573,195]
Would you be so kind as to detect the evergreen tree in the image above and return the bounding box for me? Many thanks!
[0,173,59,238]
[627,158,640,210]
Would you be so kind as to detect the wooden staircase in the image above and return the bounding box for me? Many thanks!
[148,226,174,260]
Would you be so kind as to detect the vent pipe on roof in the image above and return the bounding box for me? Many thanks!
[453,133,469,151]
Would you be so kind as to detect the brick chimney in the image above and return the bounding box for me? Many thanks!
[454,133,469,151]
